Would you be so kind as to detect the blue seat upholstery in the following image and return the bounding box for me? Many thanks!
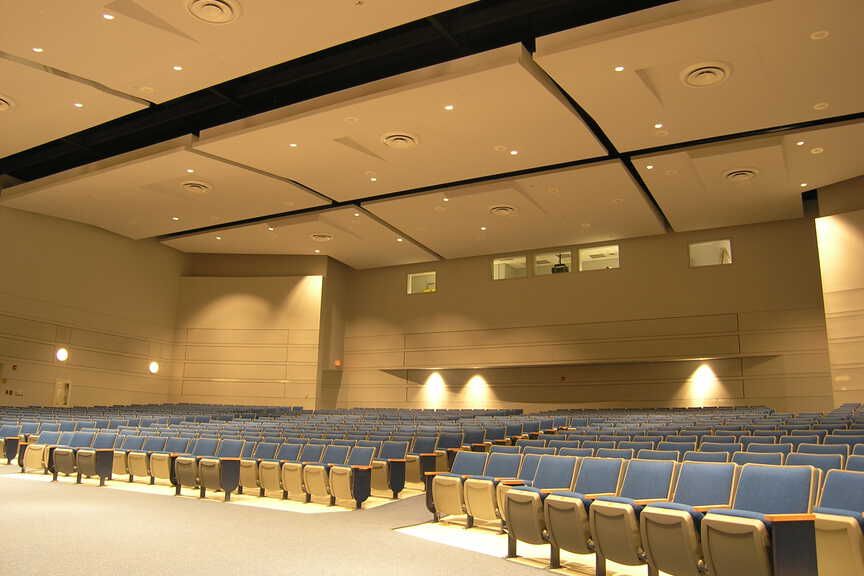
[558,447,594,457]
[731,451,784,466]
[583,441,616,451]
[523,446,556,455]
[548,440,580,450]
[490,445,520,453]
[432,451,490,520]
[786,452,843,481]
[516,439,547,450]
[853,444,864,456]
[637,449,678,461]
[813,469,864,575]
[683,450,728,462]
[657,441,696,459]
[847,455,864,472]
[371,440,409,498]
[619,441,654,453]
[596,448,634,459]
[406,436,441,483]
[238,441,279,495]
[798,443,849,465]
[302,445,352,503]
[746,442,792,456]
[198,439,246,500]
[74,432,117,483]
[329,446,377,508]
[826,435,864,448]
[780,434,820,451]
[700,442,742,454]
[52,431,95,479]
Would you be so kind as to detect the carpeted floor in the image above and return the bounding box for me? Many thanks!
[0,462,545,576]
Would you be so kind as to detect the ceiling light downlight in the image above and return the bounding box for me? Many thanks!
[489,205,516,217]
[681,62,731,88]
[310,233,333,243]
[724,168,758,183]
[381,132,418,149]
[182,180,212,195]
[187,0,240,24]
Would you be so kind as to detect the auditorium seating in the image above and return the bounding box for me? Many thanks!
[199,439,245,500]
[431,451,489,521]
[813,470,864,576]
[328,446,377,508]
[463,452,523,528]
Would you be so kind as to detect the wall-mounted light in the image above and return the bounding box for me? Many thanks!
[56,348,69,362]
[148,361,160,375]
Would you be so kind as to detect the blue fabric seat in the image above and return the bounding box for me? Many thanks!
[75,432,117,484]
[746,442,792,456]
[130,436,173,482]
[619,441,654,453]
[657,441,697,460]
[329,446,377,508]
[731,451,783,466]
[596,448,634,459]
[683,450,728,462]
[813,470,864,575]
[846,455,864,472]
[702,464,819,576]
[173,438,220,492]
[798,443,849,466]
[406,436,441,483]
[490,444,520,453]
[523,446,556,455]
[238,441,278,495]
[198,439,246,500]
[786,452,843,482]
[583,440,616,451]
[558,447,594,457]
[432,451,489,520]
[302,445,352,502]
[636,449,678,461]
[52,431,95,479]
[371,440,409,498]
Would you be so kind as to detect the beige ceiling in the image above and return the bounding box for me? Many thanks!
[0,137,328,239]
[0,56,146,157]
[162,206,437,270]
[534,0,864,151]
[364,160,666,259]
[634,120,864,231]
[194,44,606,201]
[0,0,473,104]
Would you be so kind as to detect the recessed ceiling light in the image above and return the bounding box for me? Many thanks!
[288,143,298,148]
[353,212,360,217]
[266,226,275,231]
[480,226,487,231]
[796,141,805,146]
[102,13,115,20]
[56,347,69,362]
[646,165,654,170]
[810,147,824,155]
[810,30,830,40]
[654,122,664,129]
[396,237,404,242]
[614,65,625,72]
[509,150,519,156]
[443,104,454,111]
[171,216,180,221]
[185,168,195,173]
[148,361,160,375]
[800,183,808,188]
[172,65,183,71]
[73,102,84,108]
[32,47,44,53]
[369,177,377,182]
[314,249,320,254]
[442,197,449,202]
[813,102,829,111]
[216,235,222,240]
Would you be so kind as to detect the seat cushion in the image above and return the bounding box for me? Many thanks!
[595,495,645,517]
[544,491,594,509]
[708,508,772,530]
[815,506,864,531]
[646,502,705,532]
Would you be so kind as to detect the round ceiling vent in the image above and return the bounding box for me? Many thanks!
[489,205,516,217]
[381,132,418,149]
[181,180,212,195]
[681,62,731,88]
[0,95,13,112]
[724,169,759,183]
[187,0,240,24]
[310,233,333,243]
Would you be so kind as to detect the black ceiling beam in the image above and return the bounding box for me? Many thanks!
[0,0,675,183]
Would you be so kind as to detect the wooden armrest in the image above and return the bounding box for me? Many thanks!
[424,471,439,477]
[351,465,372,470]
[500,480,525,486]
[94,448,114,452]
[388,458,407,463]
[220,457,240,461]
[420,453,438,457]
[4,436,18,441]
[583,492,615,499]
[633,498,669,505]
[446,448,461,452]
[764,513,816,522]
[540,488,568,494]
[493,477,516,482]
[693,504,730,512]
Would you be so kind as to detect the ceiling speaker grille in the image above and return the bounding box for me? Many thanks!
[489,205,516,216]
[724,169,758,183]
[182,180,212,195]
[682,62,731,88]
[187,0,239,24]
[381,132,418,149]
[310,233,333,242]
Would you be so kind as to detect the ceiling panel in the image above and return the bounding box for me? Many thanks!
[0,57,146,157]
[162,207,437,270]
[0,0,474,104]
[634,120,864,231]
[194,44,606,201]
[0,137,328,239]
[363,160,666,259]
[535,0,864,151]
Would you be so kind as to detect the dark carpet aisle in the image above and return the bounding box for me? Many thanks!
[0,463,541,576]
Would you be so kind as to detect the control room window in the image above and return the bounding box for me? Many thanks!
[407,271,437,294]
[578,245,620,271]
[535,251,572,276]
[689,239,733,267]
[492,256,527,280]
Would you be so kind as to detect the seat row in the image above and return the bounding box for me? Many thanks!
[428,451,864,576]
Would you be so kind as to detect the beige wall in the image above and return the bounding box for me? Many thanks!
[173,275,323,408]
[0,206,184,406]
[815,190,864,406]
[331,217,832,412]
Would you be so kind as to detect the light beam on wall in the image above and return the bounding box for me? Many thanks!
[465,374,491,406]
[423,372,447,409]
[687,363,719,405]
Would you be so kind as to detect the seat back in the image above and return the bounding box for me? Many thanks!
[666,435,698,444]
[825,435,864,448]
[450,451,488,475]
[596,448,634,459]
[683,450,728,462]
[731,451,784,466]
[700,442,742,454]
[619,459,677,500]
[320,445,350,465]
[164,437,189,453]
[523,446,556,455]
[216,439,244,458]
[299,444,325,462]
[532,455,578,490]
[57,432,75,446]
[437,432,463,450]
[462,428,485,445]
[818,470,864,511]
[516,439,546,449]
[637,449,678,461]
[253,442,279,459]
[583,440,615,451]
[411,436,437,454]
[779,435,819,450]
[732,464,818,514]
[276,444,302,461]
[548,440,580,450]
[483,453,522,478]
[786,453,843,480]
[91,433,117,450]
[122,436,147,450]
[379,440,408,459]
[657,441,696,458]
[70,431,95,448]
[573,457,625,495]
[847,455,864,472]
[853,444,864,456]
[798,443,849,464]
[672,462,736,506]
[346,446,375,466]
[0,424,20,437]
[517,453,543,482]
[36,431,61,445]
[20,422,38,435]
[190,438,219,457]
[490,445,520,454]
[59,421,77,432]
[357,440,382,455]
[619,441,654,453]
[559,447,594,457]
[747,442,792,456]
